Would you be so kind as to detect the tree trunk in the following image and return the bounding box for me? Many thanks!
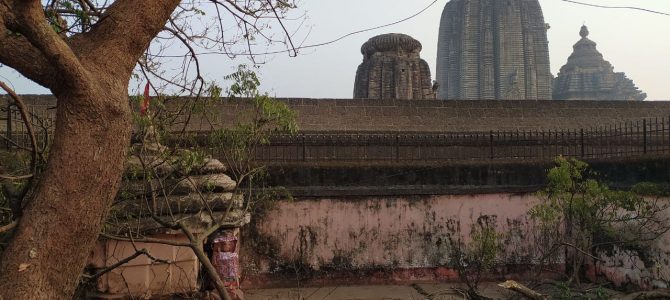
[0,85,132,298]
[191,243,233,300]
[0,0,182,298]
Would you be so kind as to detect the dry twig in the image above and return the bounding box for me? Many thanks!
[498,280,548,300]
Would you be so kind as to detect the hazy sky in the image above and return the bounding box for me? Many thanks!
[2,0,669,100]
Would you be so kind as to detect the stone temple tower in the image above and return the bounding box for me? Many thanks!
[553,26,646,101]
[436,0,553,100]
[354,33,436,100]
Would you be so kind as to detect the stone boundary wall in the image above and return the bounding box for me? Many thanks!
[266,99,670,132]
[14,95,670,132]
[243,193,670,289]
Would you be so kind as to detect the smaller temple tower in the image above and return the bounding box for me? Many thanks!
[354,33,436,100]
[553,26,646,101]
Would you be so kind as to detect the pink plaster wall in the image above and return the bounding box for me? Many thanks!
[86,193,670,295]
[244,193,670,288]
[246,194,541,272]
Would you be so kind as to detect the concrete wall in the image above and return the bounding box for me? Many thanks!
[242,193,670,289]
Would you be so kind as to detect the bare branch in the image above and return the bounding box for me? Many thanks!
[100,233,190,247]
[0,220,17,234]
[0,134,32,152]
[0,174,33,181]
[265,0,296,57]
[84,248,148,281]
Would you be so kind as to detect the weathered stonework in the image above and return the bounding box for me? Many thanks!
[553,26,647,101]
[436,0,553,100]
[354,33,436,100]
[17,96,670,133]
[89,127,249,298]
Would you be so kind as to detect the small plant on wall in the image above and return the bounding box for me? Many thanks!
[446,215,503,300]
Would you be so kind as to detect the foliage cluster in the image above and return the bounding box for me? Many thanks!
[530,157,670,284]
[211,65,297,186]
[446,215,503,299]
[447,157,670,298]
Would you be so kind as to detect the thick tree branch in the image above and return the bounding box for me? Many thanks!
[0,5,58,88]
[71,0,181,82]
[179,222,233,300]
[8,0,90,92]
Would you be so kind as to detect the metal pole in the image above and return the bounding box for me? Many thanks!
[395,134,400,162]
[6,103,12,149]
[301,134,306,162]
[643,119,647,154]
[489,130,494,159]
[580,128,584,158]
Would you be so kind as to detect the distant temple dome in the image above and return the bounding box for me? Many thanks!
[553,25,647,101]
[360,33,423,56]
[354,33,436,100]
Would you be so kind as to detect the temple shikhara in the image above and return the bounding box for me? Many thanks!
[435,0,553,100]
[353,33,436,100]
[352,0,648,102]
[553,26,647,101]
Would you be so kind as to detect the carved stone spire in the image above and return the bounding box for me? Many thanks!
[436,0,553,100]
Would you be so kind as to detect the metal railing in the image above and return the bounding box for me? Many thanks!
[1,103,55,151]
[4,101,670,165]
[252,117,670,164]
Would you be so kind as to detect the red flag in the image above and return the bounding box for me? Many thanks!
[141,82,151,115]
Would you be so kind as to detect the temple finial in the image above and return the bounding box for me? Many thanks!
[580,25,589,38]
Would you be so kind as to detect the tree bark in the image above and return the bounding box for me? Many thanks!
[0,1,181,298]
[0,86,132,299]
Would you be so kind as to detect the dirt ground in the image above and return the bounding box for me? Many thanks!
[244,282,628,300]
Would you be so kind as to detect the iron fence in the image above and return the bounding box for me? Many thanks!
[3,100,670,165]
[252,117,670,164]
[1,102,55,151]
